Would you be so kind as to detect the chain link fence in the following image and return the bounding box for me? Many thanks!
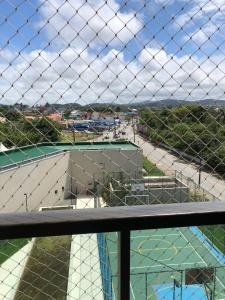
[0,0,225,299]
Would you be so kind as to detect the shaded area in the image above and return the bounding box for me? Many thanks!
[200,225,225,256]
[15,235,71,300]
[0,239,30,265]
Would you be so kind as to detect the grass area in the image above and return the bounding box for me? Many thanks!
[143,157,164,176]
[0,239,30,265]
[199,225,225,255]
[15,235,71,300]
[60,131,99,142]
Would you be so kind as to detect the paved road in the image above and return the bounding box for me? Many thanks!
[126,129,225,201]
[96,124,225,200]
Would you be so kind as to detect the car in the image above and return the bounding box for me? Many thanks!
[84,130,92,134]
[113,133,120,138]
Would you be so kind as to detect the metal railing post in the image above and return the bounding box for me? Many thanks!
[118,230,130,300]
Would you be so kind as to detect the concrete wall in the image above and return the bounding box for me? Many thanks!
[0,152,70,213]
[0,147,143,212]
[69,149,143,194]
[109,186,189,206]
[125,187,189,205]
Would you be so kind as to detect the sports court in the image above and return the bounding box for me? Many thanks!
[103,227,225,300]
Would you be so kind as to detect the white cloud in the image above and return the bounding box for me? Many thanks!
[174,0,225,44]
[0,46,225,105]
[184,22,219,43]
[0,1,225,106]
[38,0,142,50]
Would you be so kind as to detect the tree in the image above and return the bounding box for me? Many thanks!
[64,108,72,118]
[2,108,22,122]
[24,118,62,143]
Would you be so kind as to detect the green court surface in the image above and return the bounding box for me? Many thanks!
[105,227,225,300]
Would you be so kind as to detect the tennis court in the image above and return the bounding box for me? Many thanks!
[103,227,225,300]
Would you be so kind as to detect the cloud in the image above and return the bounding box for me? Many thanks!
[1,46,225,106]
[174,0,225,44]
[0,0,225,106]
[184,22,220,43]
[38,0,142,50]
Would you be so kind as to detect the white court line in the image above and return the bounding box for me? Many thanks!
[130,262,205,269]
[130,282,135,300]
[178,228,207,266]
[132,234,180,239]
[109,245,206,255]
[187,228,225,293]
[198,248,225,291]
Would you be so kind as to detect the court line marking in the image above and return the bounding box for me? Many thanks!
[108,230,225,298]
[130,261,206,269]
[178,228,207,266]
[137,238,178,262]
[188,228,225,296]
[132,234,180,239]
[136,245,207,251]
[130,282,135,300]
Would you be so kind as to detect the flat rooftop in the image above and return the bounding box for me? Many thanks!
[0,141,139,169]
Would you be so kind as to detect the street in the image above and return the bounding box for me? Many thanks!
[98,125,225,200]
[128,131,225,200]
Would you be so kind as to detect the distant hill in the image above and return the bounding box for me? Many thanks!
[12,99,225,112]
[131,99,225,108]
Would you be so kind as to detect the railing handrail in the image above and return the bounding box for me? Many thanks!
[0,201,225,240]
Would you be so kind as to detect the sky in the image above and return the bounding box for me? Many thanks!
[0,0,225,106]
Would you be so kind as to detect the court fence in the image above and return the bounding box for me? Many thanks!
[111,266,225,300]
[175,171,217,202]
[97,232,114,300]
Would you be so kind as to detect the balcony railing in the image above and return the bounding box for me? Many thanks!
[1,201,225,299]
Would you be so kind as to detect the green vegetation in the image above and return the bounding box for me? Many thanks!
[139,105,225,177]
[60,131,99,142]
[0,239,30,265]
[199,225,225,255]
[15,235,71,300]
[0,110,62,147]
[143,157,164,176]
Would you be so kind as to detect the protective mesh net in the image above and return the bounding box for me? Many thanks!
[0,0,225,299]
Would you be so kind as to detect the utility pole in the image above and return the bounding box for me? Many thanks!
[73,128,75,143]
[24,193,28,212]
[198,157,202,186]
[132,114,136,143]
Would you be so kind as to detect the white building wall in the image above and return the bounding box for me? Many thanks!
[70,149,143,194]
[0,147,143,212]
[0,152,70,213]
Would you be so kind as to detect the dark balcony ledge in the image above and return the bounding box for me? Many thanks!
[0,201,225,239]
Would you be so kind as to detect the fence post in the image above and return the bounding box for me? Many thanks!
[118,230,130,300]
[180,271,183,300]
[198,158,202,186]
[145,273,148,300]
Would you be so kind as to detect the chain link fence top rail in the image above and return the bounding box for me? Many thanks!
[0,0,225,299]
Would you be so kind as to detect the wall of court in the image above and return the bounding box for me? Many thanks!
[109,186,189,206]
